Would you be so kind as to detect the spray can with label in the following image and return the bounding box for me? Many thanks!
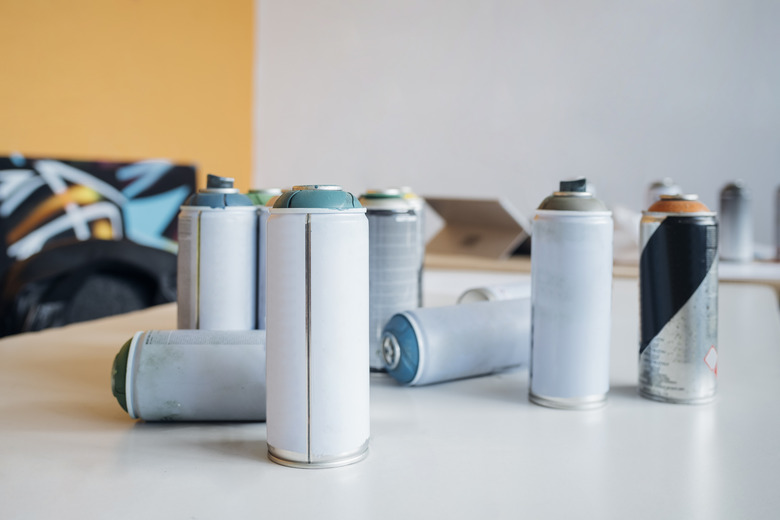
[111,329,267,421]
[719,181,753,263]
[177,174,257,330]
[359,189,422,370]
[529,178,613,410]
[639,194,718,404]
[265,185,370,468]
[381,297,530,386]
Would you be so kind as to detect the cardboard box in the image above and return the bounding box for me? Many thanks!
[424,197,531,259]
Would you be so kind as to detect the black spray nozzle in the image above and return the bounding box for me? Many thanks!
[559,178,587,193]
[206,174,235,189]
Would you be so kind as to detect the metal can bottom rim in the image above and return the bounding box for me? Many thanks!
[638,388,716,405]
[267,440,369,469]
[529,392,607,410]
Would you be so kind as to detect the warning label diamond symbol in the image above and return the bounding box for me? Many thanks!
[704,345,718,375]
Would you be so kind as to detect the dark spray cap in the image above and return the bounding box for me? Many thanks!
[559,178,588,193]
[206,174,236,190]
[183,174,254,208]
[720,180,750,200]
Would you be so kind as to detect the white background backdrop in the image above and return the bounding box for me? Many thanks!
[254,1,779,246]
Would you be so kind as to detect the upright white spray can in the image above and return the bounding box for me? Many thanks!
[177,174,257,330]
[265,185,370,468]
[529,178,613,410]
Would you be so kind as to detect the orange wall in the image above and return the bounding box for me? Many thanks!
[0,0,253,190]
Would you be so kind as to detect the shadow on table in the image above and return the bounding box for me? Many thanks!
[5,346,131,429]
[607,383,642,401]
[116,421,271,465]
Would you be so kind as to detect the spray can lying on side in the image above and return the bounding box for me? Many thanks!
[457,281,531,303]
[530,178,613,410]
[381,297,530,386]
[111,329,266,421]
[360,189,422,370]
[719,181,753,263]
[266,185,370,469]
[177,174,257,330]
[639,194,718,404]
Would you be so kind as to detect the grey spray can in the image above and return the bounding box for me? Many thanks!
[719,181,753,263]
[111,329,267,421]
[359,189,422,371]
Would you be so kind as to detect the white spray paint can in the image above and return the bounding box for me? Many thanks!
[177,174,257,330]
[111,329,267,421]
[359,189,422,370]
[529,178,613,410]
[265,185,370,468]
[381,298,530,386]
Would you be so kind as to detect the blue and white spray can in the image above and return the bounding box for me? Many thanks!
[380,296,530,386]
[177,174,257,330]
[265,185,370,468]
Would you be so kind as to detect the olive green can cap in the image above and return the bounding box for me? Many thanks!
[273,185,362,210]
[111,337,132,413]
[362,188,403,199]
[538,177,608,211]
[247,188,283,206]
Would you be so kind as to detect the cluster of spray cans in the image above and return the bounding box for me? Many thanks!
[111,173,734,474]
[112,179,431,469]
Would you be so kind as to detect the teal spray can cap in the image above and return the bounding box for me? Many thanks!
[273,185,362,210]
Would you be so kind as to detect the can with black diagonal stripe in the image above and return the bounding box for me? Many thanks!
[639,194,719,404]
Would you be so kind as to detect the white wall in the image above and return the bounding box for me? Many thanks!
[255,0,780,246]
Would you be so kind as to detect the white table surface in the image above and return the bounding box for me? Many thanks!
[1,270,779,520]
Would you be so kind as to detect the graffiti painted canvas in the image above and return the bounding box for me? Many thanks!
[0,154,196,281]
